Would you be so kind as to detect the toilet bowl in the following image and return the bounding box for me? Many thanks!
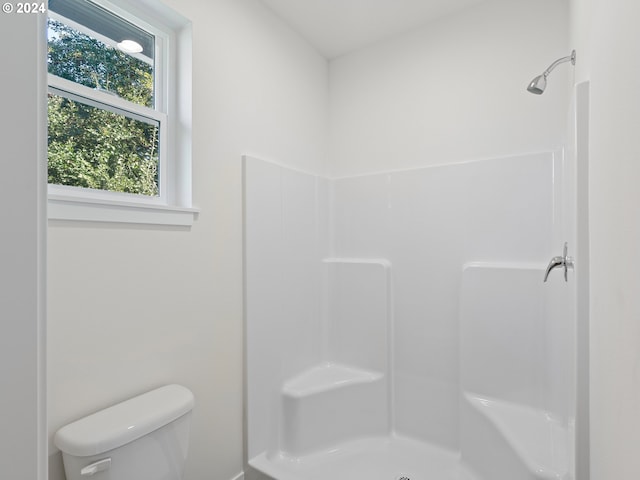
[54,384,194,480]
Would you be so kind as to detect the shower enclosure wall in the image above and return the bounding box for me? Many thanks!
[244,91,585,478]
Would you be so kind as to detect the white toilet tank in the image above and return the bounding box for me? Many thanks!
[54,384,195,480]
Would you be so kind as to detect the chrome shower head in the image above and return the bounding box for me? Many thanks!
[527,50,576,95]
[527,74,547,95]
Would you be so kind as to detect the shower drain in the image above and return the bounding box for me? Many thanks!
[396,476,411,480]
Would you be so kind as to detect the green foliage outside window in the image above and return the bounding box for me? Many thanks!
[47,19,159,196]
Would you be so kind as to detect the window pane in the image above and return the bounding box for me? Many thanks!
[47,16,154,108]
[48,93,160,197]
[48,0,155,58]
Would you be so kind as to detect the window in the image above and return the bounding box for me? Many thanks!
[47,0,195,226]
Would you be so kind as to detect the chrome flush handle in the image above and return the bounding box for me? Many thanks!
[543,242,574,282]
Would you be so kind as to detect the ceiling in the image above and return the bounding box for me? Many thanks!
[260,0,487,59]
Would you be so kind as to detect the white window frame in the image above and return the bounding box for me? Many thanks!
[47,0,196,226]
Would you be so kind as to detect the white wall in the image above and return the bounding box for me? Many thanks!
[0,11,47,480]
[569,0,591,84]
[570,0,640,478]
[47,1,328,480]
[329,0,569,177]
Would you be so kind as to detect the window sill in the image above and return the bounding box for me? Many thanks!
[48,194,199,227]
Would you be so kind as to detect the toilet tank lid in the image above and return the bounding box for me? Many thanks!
[54,384,194,457]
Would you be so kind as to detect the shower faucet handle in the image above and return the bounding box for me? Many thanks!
[543,242,574,282]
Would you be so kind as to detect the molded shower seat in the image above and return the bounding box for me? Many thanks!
[461,393,570,480]
[282,362,383,397]
[279,363,388,457]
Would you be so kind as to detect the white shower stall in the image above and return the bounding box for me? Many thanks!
[243,75,588,478]
[243,2,587,477]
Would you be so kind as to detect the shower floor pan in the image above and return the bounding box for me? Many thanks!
[249,435,481,480]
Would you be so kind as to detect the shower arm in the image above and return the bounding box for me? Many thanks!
[542,50,576,78]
